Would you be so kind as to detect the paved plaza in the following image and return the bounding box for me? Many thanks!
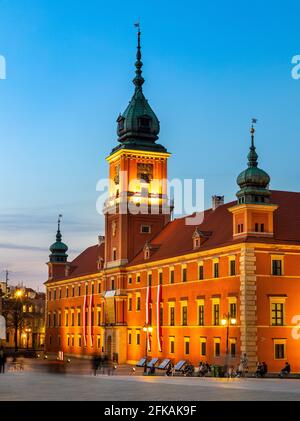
[1,369,300,401]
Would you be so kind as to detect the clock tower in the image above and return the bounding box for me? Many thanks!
[104,29,171,268]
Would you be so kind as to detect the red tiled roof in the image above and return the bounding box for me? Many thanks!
[46,190,300,281]
[129,190,300,265]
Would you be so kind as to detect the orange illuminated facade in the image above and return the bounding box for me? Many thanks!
[45,33,300,372]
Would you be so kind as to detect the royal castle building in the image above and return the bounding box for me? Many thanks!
[45,32,300,372]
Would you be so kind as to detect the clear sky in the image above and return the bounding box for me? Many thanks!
[0,0,300,289]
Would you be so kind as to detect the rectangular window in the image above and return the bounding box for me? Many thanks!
[97,336,101,349]
[78,336,82,347]
[77,312,81,327]
[182,305,188,326]
[230,260,236,276]
[72,287,75,297]
[58,312,61,326]
[198,264,204,280]
[136,332,140,345]
[213,262,219,278]
[91,309,94,327]
[67,335,70,347]
[136,274,141,283]
[169,337,175,354]
[54,290,56,300]
[141,225,151,234]
[213,302,220,326]
[184,337,190,355]
[92,284,94,294]
[128,296,132,311]
[230,303,237,320]
[272,259,283,276]
[66,288,69,298]
[148,273,152,286]
[71,336,74,347]
[271,302,284,326]
[214,338,221,357]
[128,276,132,285]
[230,340,236,358]
[136,295,141,311]
[53,313,56,327]
[78,286,81,296]
[98,282,101,293]
[170,269,175,284]
[113,248,117,261]
[182,267,187,283]
[59,289,62,299]
[128,332,132,345]
[160,306,163,326]
[159,271,163,285]
[71,312,74,326]
[111,278,115,290]
[200,338,207,357]
[274,340,286,360]
[198,304,205,326]
[170,306,175,326]
[85,285,88,295]
[97,309,101,326]
[65,312,69,327]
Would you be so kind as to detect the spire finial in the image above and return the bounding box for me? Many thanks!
[133,22,145,90]
[56,214,63,242]
[248,118,258,168]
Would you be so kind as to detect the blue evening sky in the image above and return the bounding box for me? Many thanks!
[0,0,299,288]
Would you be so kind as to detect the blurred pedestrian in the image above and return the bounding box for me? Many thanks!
[0,347,6,374]
[92,354,100,376]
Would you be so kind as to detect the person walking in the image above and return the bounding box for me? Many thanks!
[0,347,6,374]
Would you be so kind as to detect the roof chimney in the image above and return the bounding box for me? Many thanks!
[212,195,224,211]
[98,235,105,246]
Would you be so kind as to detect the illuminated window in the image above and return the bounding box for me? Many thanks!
[197,300,205,326]
[169,336,175,354]
[159,270,163,285]
[200,337,207,357]
[229,256,236,276]
[181,303,188,326]
[182,265,187,283]
[270,297,285,326]
[274,339,286,360]
[213,259,219,278]
[198,263,204,280]
[212,298,220,326]
[230,338,236,358]
[272,256,284,276]
[170,268,175,284]
[184,337,190,355]
[214,338,221,357]
[228,297,237,320]
[136,293,141,311]
[169,302,175,326]
[128,295,132,311]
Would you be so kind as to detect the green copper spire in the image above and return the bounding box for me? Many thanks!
[49,215,68,263]
[236,121,271,205]
[133,27,145,90]
[111,26,167,155]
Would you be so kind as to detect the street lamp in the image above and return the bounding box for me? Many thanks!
[221,313,237,356]
[14,289,24,351]
[25,328,32,349]
[143,323,153,374]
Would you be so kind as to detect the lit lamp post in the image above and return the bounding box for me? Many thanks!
[221,313,237,365]
[25,328,32,349]
[14,289,24,351]
[143,324,153,374]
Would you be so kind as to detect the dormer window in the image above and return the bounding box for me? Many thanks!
[138,116,151,131]
[144,242,151,260]
[117,115,125,131]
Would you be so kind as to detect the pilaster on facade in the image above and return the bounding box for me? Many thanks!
[239,245,257,370]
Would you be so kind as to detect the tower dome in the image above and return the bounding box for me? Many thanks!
[236,124,271,204]
[111,26,167,155]
[49,215,68,263]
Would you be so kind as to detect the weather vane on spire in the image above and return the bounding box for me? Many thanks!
[58,214,63,231]
[133,21,144,89]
